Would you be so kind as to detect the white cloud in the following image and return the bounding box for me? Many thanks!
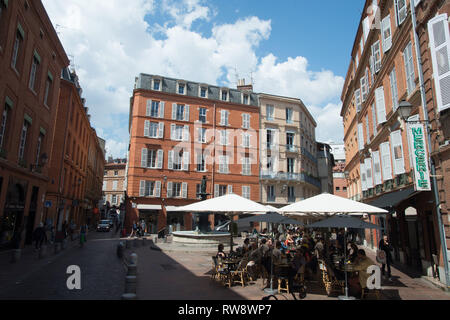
[309,103,345,145]
[42,0,345,158]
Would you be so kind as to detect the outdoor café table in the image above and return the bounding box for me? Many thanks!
[222,259,240,272]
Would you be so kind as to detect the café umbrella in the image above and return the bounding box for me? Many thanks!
[174,193,270,252]
[306,215,383,300]
[280,193,389,217]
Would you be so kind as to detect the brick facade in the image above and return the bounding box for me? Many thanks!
[0,0,69,249]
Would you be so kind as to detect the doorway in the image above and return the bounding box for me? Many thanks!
[25,186,39,245]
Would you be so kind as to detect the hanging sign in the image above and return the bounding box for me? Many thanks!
[407,123,431,191]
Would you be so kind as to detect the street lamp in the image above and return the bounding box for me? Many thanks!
[397,100,429,124]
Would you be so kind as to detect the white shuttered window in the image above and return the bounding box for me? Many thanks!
[372,151,382,186]
[380,142,393,181]
[375,86,386,124]
[428,14,450,112]
[390,130,405,175]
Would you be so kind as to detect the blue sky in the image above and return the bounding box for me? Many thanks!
[42,0,365,159]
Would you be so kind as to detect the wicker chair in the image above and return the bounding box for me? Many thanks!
[319,260,345,296]
[230,259,249,287]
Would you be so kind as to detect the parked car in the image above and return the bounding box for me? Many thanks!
[97,220,111,232]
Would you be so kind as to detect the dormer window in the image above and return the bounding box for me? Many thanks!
[242,93,249,105]
[198,85,208,98]
[221,88,229,102]
[152,77,162,91]
[177,81,186,95]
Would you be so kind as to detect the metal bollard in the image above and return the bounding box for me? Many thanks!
[54,242,61,254]
[38,245,47,259]
[11,249,21,263]
[125,240,131,249]
[117,242,124,259]
[130,253,138,266]
[121,293,137,300]
[124,275,137,293]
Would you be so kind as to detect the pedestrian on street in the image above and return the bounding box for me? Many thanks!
[379,234,393,281]
[69,221,76,241]
[80,223,88,248]
[32,222,47,250]
[140,220,146,236]
[129,221,137,238]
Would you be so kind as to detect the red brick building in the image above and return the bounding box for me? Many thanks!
[0,0,69,249]
[414,0,450,286]
[44,68,99,234]
[125,74,260,234]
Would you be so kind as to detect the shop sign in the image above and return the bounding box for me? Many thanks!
[407,123,431,191]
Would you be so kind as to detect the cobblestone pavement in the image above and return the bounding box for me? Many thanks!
[0,231,126,300]
[130,237,450,301]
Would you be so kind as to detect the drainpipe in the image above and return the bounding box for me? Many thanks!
[411,2,450,286]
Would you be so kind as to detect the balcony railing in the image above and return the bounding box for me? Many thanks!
[285,145,298,153]
[301,147,317,163]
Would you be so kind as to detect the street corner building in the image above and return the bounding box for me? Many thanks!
[340,0,450,286]
[0,0,69,249]
[125,74,261,234]
[0,0,106,250]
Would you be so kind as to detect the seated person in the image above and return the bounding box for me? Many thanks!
[348,249,376,297]
[247,242,260,279]
[242,238,250,253]
[347,242,359,263]
[285,234,295,248]
[216,243,227,259]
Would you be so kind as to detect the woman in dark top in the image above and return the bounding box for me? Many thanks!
[216,243,227,259]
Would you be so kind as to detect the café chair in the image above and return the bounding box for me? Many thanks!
[321,263,345,296]
[274,265,290,294]
[231,259,248,287]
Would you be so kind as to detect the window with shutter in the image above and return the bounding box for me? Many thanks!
[167,182,173,198]
[141,148,148,167]
[144,120,150,137]
[159,101,165,118]
[389,67,399,112]
[146,100,152,117]
[182,182,188,198]
[428,14,450,112]
[375,86,386,124]
[360,162,367,191]
[155,181,161,197]
[358,123,364,150]
[365,158,374,189]
[172,103,177,120]
[372,41,382,73]
[157,149,164,169]
[158,122,164,138]
[403,42,416,95]
[355,89,362,112]
[380,141,393,181]
[360,76,368,102]
[382,15,392,53]
[183,152,189,171]
[184,105,190,121]
[372,151,382,186]
[372,103,378,136]
[228,185,233,194]
[395,0,407,26]
[390,130,405,175]
[214,184,219,197]
[139,180,145,197]
[365,116,370,144]
[168,150,174,170]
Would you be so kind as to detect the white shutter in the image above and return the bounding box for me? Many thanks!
[363,16,370,42]
[365,158,374,189]
[360,162,367,191]
[184,105,190,121]
[167,182,173,198]
[144,120,150,137]
[375,86,386,124]
[372,151,382,186]
[365,116,370,143]
[172,103,177,120]
[360,77,367,102]
[139,180,145,197]
[158,122,164,138]
[183,125,189,142]
[381,15,392,53]
[214,184,219,197]
[170,124,176,140]
[358,123,364,150]
[157,149,163,169]
[390,130,405,175]
[428,14,450,112]
[141,148,148,167]
[389,67,399,112]
[403,42,416,95]
[146,100,152,116]
[226,130,230,146]
[155,181,161,197]
[182,182,188,199]
[168,150,174,170]
[159,101,165,118]
[228,185,233,194]
[372,103,378,136]
[183,151,189,171]
[380,142,393,181]
[220,110,225,125]
[355,89,361,112]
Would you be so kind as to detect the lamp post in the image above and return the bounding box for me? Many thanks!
[397,99,450,286]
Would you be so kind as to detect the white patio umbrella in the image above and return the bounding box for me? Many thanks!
[279,193,389,217]
[174,193,270,251]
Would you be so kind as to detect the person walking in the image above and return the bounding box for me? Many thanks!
[61,221,68,240]
[32,223,47,250]
[79,223,88,248]
[129,221,137,238]
[378,234,393,281]
[69,221,76,241]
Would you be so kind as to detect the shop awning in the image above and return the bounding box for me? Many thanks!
[137,204,161,210]
[367,186,416,209]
